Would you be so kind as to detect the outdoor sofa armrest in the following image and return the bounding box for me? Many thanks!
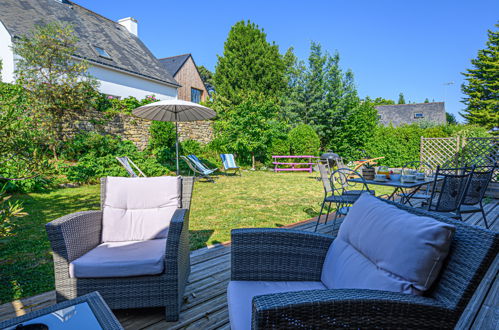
[165,208,191,284]
[45,210,103,263]
[252,288,456,329]
[231,228,334,281]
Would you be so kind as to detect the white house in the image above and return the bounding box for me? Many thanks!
[0,0,179,100]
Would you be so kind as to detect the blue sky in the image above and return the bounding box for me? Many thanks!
[76,0,498,121]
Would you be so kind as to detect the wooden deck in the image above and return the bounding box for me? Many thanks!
[0,199,497,329]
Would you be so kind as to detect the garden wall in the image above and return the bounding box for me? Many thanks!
[61,109,213,150]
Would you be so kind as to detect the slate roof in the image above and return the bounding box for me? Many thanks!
[158,54,191,76]
[0,0,179,87]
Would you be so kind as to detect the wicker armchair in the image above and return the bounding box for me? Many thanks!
[45,176,194,321]
[230,199,498,329]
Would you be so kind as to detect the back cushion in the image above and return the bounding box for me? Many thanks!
[321,193,455,295]
[102,176,180,242]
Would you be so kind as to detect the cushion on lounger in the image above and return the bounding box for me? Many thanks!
[102,176,180,242]
[69,239,166,278]
[321,193,455,295]
[227,280,327,330]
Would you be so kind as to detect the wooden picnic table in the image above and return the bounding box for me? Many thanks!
[272,155,318,173]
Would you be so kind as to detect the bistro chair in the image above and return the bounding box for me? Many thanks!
[425,165,475,218]
[401,160,433,205]
[458,164,497,228]
[314,165,371,232]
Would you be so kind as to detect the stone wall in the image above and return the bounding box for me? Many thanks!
[376,102,446,127]
[62,109,213,150]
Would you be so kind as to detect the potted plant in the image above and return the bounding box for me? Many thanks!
[362,163,376,180]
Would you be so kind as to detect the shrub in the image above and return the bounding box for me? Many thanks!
[149,121,176,151]
[180,139,203,156]
[288,124,321,155]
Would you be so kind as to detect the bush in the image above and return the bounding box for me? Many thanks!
[149,121,176,151]
[288,124,320,155]
[61,133,171,184]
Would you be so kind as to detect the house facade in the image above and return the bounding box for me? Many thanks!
[0,0,179,100]
[375,102,446,127]
[159,54,208,103]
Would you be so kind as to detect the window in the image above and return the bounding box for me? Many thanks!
[191,88,202,103]
[414,113,425,119]
[94,46,111,59]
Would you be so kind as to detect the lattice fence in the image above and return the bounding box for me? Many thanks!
[421,137,498,182]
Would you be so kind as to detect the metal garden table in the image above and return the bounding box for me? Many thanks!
[348,176,440,204]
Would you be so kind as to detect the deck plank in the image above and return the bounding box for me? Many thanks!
[0,199,496,329]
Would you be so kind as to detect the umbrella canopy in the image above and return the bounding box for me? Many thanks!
[132,99,217,175]
[132,99,216,122]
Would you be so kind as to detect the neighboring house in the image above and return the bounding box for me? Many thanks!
[159,54,208,103]
[0,0,179,100]
[376,102,446,126]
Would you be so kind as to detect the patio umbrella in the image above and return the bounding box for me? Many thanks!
[132,99,216,175]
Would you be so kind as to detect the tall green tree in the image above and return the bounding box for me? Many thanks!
[197,65,215,95]
[398,92,406,104]
[424,98,429,103]
[213,20,286,106]
[461,23,499,131]
[12,22,99,157]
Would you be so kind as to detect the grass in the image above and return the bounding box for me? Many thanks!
[0,171,395,304]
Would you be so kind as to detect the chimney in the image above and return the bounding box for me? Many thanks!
[118,17,138,37]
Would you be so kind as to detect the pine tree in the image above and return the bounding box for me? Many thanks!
[424,98,429,103]
[213,20,286,106]
[398,93,406,104]
[461,23,499,130]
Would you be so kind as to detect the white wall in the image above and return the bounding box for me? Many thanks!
[88,65,177,100]
[0,20,15,83]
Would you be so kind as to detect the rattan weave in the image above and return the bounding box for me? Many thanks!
[45,176,194,322]
[231,198,498,329]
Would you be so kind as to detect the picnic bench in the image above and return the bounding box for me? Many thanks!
[272,155,318,173]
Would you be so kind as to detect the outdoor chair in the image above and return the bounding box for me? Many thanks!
[181,155,216,182]
[45,176,194,321]
[220,153,241,176]
[116,156,146,177]
[314,165,372,232]
[458,164,497,228]
[228,194,498,329]
[424,165,474,218]
[401,160,433,205]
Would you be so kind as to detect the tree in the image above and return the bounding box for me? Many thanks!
[282,42,363,153]
[213,20,286,106]
[12,22,99,158]
[446,112,458,125]
[424,98,429,103]
[365,97,395,106]
[197,65,215,95]
[398,93,406,104]
[461,23,499,131]
[213,92,282,169]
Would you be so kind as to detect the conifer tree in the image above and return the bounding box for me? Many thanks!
[461,23,499,131]
[398,93,406,104]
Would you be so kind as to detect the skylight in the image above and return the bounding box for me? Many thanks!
[94,46,111,59]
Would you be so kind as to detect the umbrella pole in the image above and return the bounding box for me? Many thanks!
[175,120,179,176]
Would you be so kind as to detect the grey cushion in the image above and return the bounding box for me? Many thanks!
[69,239,166,278]
[321,193,455,295]
[102,176,180,242]
[227,280,326,330]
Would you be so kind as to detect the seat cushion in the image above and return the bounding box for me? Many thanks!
[69,239,166,278]
[102,176,180,242]
[227,281,326,330]
[321,193,455,295]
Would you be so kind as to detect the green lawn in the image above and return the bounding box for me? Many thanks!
[0,171,394,304]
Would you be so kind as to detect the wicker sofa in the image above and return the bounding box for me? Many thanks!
[230,198,498,329]
[45,176,193,321]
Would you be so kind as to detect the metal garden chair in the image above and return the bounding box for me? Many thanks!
[314,165,371,232]
[458,164,497,228]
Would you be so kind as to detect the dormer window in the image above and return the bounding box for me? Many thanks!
[94,46,111,59]
[414,113,424,119]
